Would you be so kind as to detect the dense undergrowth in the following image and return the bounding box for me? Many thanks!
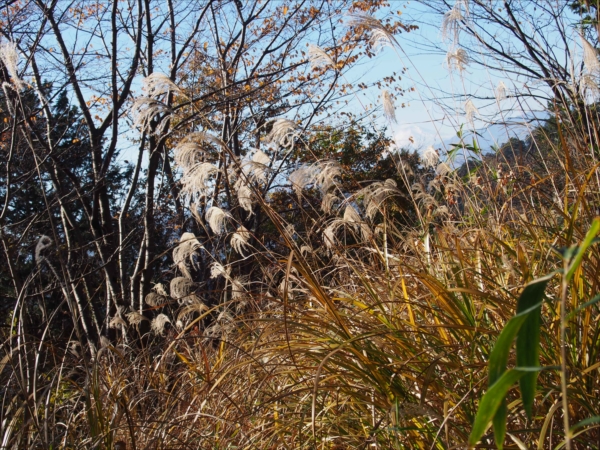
[3,106,600,449]
[3,2,600,449]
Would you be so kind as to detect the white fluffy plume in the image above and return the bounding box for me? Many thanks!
[266,118,299,148]
[445,47,469,72]
[358,179,400,219]
[348,13,399,52]
[422,146,439,168]
[236,183,254,214]
[231,226,251,255]
[307,44,334,69]
[205,206,231,234]
[495,81,508,102]
[143,73,184,97]
[131,97,172,134]
[441,1,467,43]
[210,262,231,279]
[582,34,600,74]
[170,277,197,300]
[173,232,202,279]
[289,160,342,197]
[179,162,219,203]
[381,90,397,123]
[464,99,479,126]
[0,41,25,90]
[151,314,171,335]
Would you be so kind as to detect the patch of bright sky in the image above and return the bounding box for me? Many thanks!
[349,0,577,158]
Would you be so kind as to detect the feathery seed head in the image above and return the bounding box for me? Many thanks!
[581,34,600,74]
[441,1,466,43]
[125,310,148,327]
[170,277,197,300]
[108,316,127,329]
[131,97,172,134]
[381,90,397,123]
[495,81,508,101]
[348,13,399,52]
[153,283,169,296]
[173,232,202,279]
[142,73,184,98]
[210,262,230,279]
[35,235,53,263]
[205,206,231,234]
[0,42,25,90]
[151,314,171,335]
[237,183,254,215]
[266,118,299,148]
[179,162,219,204]
[422,146,439,168]
[464,99,479,126]
[307,44,335,69]
[231,226,251,255]
[445,47,469,72]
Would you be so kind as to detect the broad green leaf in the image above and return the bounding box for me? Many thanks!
[469,369,527,448]
[483,274,551,447]
[515,275,551,419]
[566,218,600,281]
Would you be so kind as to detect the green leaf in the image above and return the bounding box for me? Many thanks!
[566,218,600,281]
[469,369,527,448]
[566,293,600,320]
[482,274,552,447]
[570,415,600,433]
[515,275,552,419]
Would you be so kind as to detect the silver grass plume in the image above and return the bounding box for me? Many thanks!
[231,275,248,300]
[321,192,339,214]
[231,226,251,255]
[422,146,439,168]
[236,183,254,214]
[173,232,202,279]
[381,90,397,123]
[153,283,169,296]
[464,99,479,126]
[0,42,25,90]
[205,206,231,234]
[174,132,227,171]
[436,162,452,177]
[445,47,469,72]
[210,262,231,279]
[314,160,342,193]
[307,44,335,69]
[125,310,148,328]
[179,162,219,203]
[289,165,318,198]
[35,235,53,263]
[441,1,466,43]
[108,316,127,329]
[289,160,341,196]
[348,13,399,52]
[580,73,600,100]
[143,73,184,98]
[177,300,208,324]
[495,81,508,101]
[241,150,271,183]
[151,314,171,335]
[145,291,167,307]
[131,97,172,134]
[266,118,299,148]
[170,277,197,300]
[359,179,400,219]
[581,33,600,74]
